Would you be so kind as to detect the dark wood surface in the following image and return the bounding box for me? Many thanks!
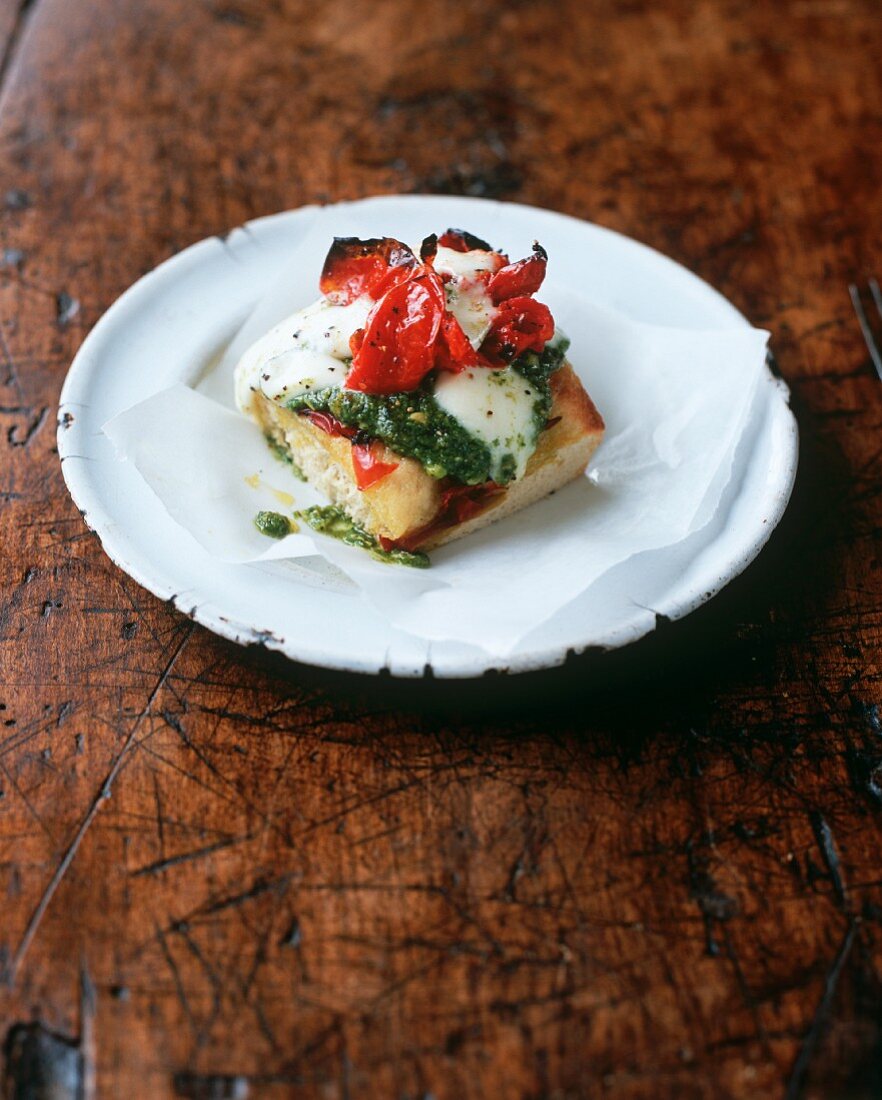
[1,1,881,1096]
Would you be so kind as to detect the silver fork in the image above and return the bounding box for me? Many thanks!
[849,279,882,381]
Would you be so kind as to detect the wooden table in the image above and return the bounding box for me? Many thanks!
[1,1,881,1096]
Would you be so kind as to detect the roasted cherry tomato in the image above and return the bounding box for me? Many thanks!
[320,237,417,304]
[435,312,480,372]
[419,233,439,265]
[351,441,400,490]
[437,228,494,253]
[344,274,445,394]
[302,410,357,438]
[480,296,555,365]
[487,243,547,304]
[439,481,504,523]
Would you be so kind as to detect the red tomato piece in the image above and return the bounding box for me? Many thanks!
[437,228,494,253]
[351,441,399,490]
[344,274,445,394]
[439,481,504,523]
[435,311,480,372]
[303,410,357,438]
[319,237,417,304]
[487,243,548,304]
[480,297,555,365]
[419,233,439,265]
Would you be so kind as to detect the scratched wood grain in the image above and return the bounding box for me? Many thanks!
[1,0,882,1097]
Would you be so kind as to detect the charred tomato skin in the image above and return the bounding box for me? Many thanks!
[319,236,417,304]
[419,233,439,265]
[437,228,495,253]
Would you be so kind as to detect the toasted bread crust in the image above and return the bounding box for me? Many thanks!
[249,362,604,550]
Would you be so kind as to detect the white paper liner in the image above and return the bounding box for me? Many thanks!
[103,284,768,656]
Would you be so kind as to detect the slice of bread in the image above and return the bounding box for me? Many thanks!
[250,362,604,551]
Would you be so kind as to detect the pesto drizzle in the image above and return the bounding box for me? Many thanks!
[254,510,292,539]
[264,434,306,480]
[252,506,429,567]
[295,506,430,569]
[283,337,570,486]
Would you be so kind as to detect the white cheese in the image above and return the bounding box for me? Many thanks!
[445,282,498,349]
[258,348,346,403]
[434,245,499,349]
[234,296,372,413]
[433,366,540,482]
[433,245,502,281]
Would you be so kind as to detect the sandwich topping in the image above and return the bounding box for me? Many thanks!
[236,229,567,487]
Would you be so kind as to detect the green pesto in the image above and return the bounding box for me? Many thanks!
[264,434,306,480]
[295,506,430,569]
[287,387,491,484]
[516,335,570,435]
[283,336,570,486]
[253,510,291,539]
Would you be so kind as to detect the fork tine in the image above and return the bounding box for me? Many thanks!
[870,278,882,321]
[849,283,882,382]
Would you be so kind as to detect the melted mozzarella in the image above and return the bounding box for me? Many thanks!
[433,245,502,281]
[234,296,372,412]
[433,366,540,482]
[446,282,497,349]
[259,348,345,403]
[435,245,499,349]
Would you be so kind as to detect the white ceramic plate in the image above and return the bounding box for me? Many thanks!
[58,195,797,677]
